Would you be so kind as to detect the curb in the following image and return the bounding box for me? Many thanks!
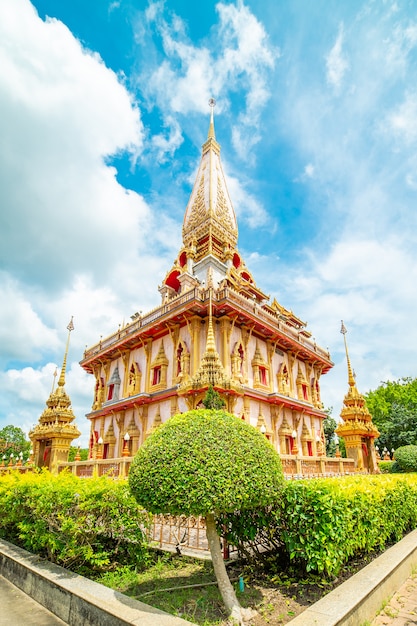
[0,539,194,626]
[287,528,417,625]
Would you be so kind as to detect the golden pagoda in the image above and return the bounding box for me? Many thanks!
[80,101,333,462]
[29,318,81,472]
[336,321,379,472]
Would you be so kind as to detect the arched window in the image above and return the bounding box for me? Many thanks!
[152,366,162,386]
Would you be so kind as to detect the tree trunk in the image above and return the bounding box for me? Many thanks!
[205,513,243,624]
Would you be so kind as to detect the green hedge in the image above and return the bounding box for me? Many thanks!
[0,470,150,574]
[219,474,417,577]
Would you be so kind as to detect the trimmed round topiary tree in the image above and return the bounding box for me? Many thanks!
[393,445,417,472]
[128,408,284,624]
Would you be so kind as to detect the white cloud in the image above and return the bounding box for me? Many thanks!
[406,173,417,189]
[384,22,417,72]
[0,0,151,289]
[0,272,59,363]
[1,360,92,445]
[266,4,417,419]
[224,164,271,229]
[387,92,417,144]
[151,115,184,161]
[325,24,349,91]
[140,0,277,159]
[275,235,417,416]
[108,1,120,14]
[0,0,169,437]
[294,163,315,183]
[304,163,315,178]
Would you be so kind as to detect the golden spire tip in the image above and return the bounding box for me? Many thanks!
[207,97,216,140]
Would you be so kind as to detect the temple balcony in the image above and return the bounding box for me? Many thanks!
[81,285,332,372]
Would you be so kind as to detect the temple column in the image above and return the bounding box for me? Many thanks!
[190,316,201,375]
[220,316,231,373]
[144,339,152,393]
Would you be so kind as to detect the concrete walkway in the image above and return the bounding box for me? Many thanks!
[0,575,66,626]
[371,574,417,625]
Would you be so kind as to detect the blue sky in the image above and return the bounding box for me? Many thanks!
[1,0,417,445]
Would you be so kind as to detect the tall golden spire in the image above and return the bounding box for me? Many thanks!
[57,316,74,390]
[336,320,380,472]
[340,320,355,388]
[29,317,80,473]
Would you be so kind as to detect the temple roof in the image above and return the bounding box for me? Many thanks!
[182,99,238,259]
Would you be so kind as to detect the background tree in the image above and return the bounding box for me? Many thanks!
[337,436,347,458]
[67,446,89,462]
[323,408,337,456]
[202,384,226,410]
[365,378,417,452]
[0,425,31,461]
[129,408,284,624]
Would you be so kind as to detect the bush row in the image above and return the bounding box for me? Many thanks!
[1,471,416,581]
[219,474,417,577]
[0,470,150,574]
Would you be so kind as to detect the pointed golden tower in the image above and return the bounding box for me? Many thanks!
[335,321,379,472]
[29,318,81,473]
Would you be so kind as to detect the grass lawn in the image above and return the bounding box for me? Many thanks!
[94,549,378,626]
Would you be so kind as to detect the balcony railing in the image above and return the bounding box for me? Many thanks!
[57,456,132,478]
[53,453,355,481]
[83,285,331,363]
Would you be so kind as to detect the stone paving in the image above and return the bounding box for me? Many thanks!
[372,575,417,626]
[0,575,66,626]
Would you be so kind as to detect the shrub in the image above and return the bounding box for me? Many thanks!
[129,408,284,622]
[129,409,284,517]
[378,460,395,473]
[221,474,417,577]
[0,470,150,574]
[393,445,417,472]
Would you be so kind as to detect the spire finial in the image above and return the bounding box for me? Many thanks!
[207,97,216,140]
[58,317,74,388]
[340,320,355,387]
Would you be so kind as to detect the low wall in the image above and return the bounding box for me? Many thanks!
[0,539,193,626]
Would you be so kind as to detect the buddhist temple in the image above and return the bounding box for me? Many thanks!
[79,102,333,465]
[336,321,379,472]
[29,318,81,472]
